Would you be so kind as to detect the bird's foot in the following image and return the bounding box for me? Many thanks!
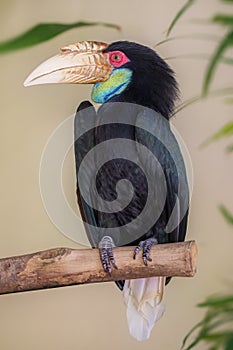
[133,238,158,265]
[99,236,118,274]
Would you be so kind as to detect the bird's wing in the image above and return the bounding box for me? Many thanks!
[74,100,99,247]
[135,107,189,243]
[122,108,189,341]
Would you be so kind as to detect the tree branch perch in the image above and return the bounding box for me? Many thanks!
[0,241,197,295]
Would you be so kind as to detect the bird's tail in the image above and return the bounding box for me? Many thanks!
[123,277,166,341]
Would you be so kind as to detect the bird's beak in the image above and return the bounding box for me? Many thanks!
[24,41,113,87]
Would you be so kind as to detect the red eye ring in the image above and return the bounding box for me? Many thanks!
[108,50,130,67]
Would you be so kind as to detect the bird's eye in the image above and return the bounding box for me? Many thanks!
[109,51,130,67]
[112,54,121,61]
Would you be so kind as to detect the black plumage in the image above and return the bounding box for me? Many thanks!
[74,41,189,290]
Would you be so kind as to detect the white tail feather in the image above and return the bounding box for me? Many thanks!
[123,277,166,341]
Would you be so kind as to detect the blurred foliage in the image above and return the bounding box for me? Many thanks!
[203,18,233,96]
[168,1,233,349]
[226,144,233,152]
[166,0,195,37]
[181,295,233,350]
[219,205,233,225]
[170,0,233,218]
[173,87,233,116]
[0,21,120,54]
[201,122,233,148]
[168,0,233,96]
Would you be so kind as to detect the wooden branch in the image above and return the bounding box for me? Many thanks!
[0,241,197,295]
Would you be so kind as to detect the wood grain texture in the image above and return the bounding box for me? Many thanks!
[0,241,197,295]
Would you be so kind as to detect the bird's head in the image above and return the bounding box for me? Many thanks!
[24,40,178,118]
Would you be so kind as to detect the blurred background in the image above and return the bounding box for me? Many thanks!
[0,0,232,349]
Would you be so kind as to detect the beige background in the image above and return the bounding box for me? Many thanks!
[0,0,232,349]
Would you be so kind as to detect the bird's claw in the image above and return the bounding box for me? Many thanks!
[133,238,158,266]
[99,236,118,274]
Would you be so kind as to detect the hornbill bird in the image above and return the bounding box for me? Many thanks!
[24,40,189,341]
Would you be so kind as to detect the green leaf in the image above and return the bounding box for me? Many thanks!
[173,87,233,116]
[213,14,233,26]
[226,144,233,152]
[198,296,233,308]
[203,30,233,95]
[0,21,120,54]
[181,321,205,349]
[165,53,233,65]
[201,122,233,147]
[183,317,233,349]
[182,294,233,350]
[225,97,233,104]
[202,332,233,341]
[225,335,233,350]
[155,33,220,47]
[166,0,195,37]
[208,346,219,350]
[219,205,233,225]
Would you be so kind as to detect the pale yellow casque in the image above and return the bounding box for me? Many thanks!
[24,41,113,86]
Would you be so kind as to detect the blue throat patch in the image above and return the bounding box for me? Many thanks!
[91,68,132,103]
